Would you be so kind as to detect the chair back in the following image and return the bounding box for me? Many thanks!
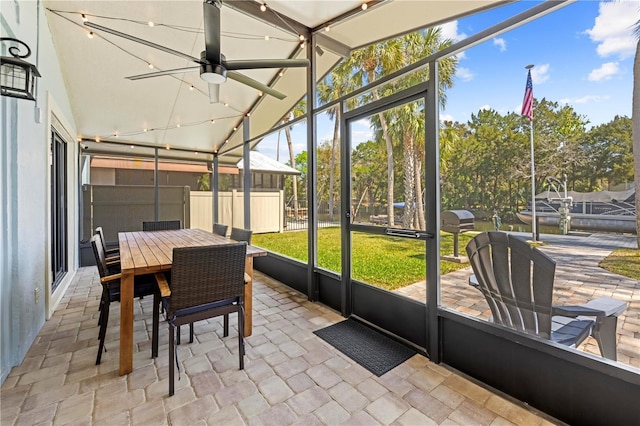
[230,227,252,244]
[143,220,182,231]
[168,243,247,316]
[90,234,109,279]
[95,226,108,252]
[213,223,228,237]
[465,231,556,339]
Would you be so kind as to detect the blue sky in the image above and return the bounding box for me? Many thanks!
[257,0,638,162]
[441,0,637,127]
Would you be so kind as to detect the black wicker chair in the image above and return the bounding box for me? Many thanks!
[230,227,252,244]
[142,220,182,231]
[213,223,228,237]
[90,235,161,365]
[156,242,247,396]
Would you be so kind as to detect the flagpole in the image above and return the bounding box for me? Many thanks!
[529,115,536,241]
[525,64,536,242]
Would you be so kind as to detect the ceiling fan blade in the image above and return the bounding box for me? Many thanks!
[227,71,286,100]
[208,83,220,103]
[126,66,199,80]
[84,22,204,65]
[203,0,222,64]
[226,58,310,70]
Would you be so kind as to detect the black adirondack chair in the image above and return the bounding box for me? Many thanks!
[466,231,626,360]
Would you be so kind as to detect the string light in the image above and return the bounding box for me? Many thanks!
[147,21,154,27]
[148,63,154,69]
[325,25,331,32]
[299,41,305,49]
[130,145,135,149]
[87,31,94,39]
[81,14,88,22]
[189,85,194,91]
[224,102,229,107]
[299,34,305,41]
[264,35,270,41]
[361,2,368,10]
[210,120,215,124]
[95,137,100,142]
[260,3,267,12]
[143,128,148,132]
[279,71,284,77]
[165,145,171,150]
[258,91,263,97]
[194,151,199,155]
[176,123,181,128]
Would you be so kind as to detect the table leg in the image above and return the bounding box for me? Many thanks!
[244,257,253,337]
[119,271,134,375]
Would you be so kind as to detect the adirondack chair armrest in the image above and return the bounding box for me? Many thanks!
[552,297,627,318]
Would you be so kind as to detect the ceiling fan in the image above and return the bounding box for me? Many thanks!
[84,0,309,103]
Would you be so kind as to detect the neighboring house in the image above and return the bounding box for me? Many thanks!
[87,150,299,191]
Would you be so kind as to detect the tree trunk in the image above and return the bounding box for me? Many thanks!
[633,38,640,247]
[285,126,298,220]
[414,148,426,230]
[402,132,416,228]
[370,81,395,227]
[328,108,340,222]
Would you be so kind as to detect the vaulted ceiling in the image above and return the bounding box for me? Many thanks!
[44,0,507,165]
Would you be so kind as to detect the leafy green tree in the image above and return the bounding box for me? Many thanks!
[579,116,633,190]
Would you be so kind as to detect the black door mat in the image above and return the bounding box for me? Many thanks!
[313,318,416,376]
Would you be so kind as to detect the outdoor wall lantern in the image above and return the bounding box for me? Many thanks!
[1,38,41,101]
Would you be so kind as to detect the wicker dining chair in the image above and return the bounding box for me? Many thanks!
[230,227,252,244]
[156,242,248,396]
[90,235,161,365]
[213,223,228,237]
[142,220,182,231]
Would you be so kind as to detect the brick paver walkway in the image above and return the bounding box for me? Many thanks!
[1,268,558,425]
[396,232,640,368]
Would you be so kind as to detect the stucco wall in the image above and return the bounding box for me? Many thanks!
[1,0,78,384]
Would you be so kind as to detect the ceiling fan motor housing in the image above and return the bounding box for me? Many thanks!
[200,51,226,84]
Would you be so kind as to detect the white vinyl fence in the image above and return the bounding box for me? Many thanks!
[190,190,284,234]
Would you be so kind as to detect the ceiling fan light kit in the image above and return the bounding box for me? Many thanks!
[83,0,309,103]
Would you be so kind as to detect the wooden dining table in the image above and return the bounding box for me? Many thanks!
[117,228,267,375]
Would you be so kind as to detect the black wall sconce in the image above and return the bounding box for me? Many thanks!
[1,37,41,101]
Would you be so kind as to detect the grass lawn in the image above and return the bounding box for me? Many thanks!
[600,248,640,280]
[252,227,473,291]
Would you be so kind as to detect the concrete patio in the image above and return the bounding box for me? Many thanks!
[1,268,559,425]
[396,232,640,368]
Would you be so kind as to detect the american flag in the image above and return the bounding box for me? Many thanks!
[521,69,533,121]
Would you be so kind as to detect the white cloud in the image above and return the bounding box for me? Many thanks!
[440,113,455,122]
[531,64,550,84]
[585,1,637,59]
[588,62,620,81]
[493,37,507,52]
[560,95,610,105]
[455,67,474,82]
[439,21,466,42]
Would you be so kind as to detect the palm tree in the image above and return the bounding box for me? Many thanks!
[317,61,357,221]
[349,39,404,226]
[283,100,307,220]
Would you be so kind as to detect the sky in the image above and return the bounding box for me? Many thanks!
[257,0,638,162]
